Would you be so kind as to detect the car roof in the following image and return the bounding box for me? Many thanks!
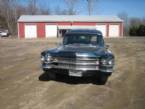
[66,29,102,35]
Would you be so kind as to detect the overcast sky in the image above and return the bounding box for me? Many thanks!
[21,0,145,18]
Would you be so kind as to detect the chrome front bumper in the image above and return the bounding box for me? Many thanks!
[42,57,113,72]
[42,62,99,71]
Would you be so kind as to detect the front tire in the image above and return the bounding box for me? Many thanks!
[93,72,109,85]
[98,74,108,85]
[44,69,56,80]
[48,72,56,80]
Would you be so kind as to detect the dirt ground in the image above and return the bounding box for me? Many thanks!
[0,38,145,109]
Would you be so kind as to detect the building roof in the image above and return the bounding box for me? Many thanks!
[18,15,123,22]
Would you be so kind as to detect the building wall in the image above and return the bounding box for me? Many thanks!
[18,22,123,39]
[37,22,45,38]
[18,22,25,38]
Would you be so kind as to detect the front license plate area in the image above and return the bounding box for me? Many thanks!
[69,70,82,77]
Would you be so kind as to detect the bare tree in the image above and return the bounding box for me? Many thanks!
[0,0,19,34]
[118,12,129,35]
[64,0,78,15]
[27,0,52,15]
[27,0,38,15]
[86,0,97,15]
[0,15,7,28]
[0,0,53,35]
[54,6,61,15]
[129,18,142,27]
[39,8,51,15]
[118,12,128,25]
[36,0,51,15]
[142,18,145,25]
[54,6,68,15]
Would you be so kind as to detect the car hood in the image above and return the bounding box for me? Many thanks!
[46,44,106,58]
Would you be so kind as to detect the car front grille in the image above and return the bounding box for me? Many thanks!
[46,57,99,70]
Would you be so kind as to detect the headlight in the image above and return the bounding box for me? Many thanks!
[108,60,113,65]
[41,54,52,62]
[46,55,52,61]
[101,59,114,65]
[41,56,45,61]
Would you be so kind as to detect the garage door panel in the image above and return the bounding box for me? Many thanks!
[25,25,37,39]
[109,25,119,37]
[45,25,57,38]
[96,25,107,37]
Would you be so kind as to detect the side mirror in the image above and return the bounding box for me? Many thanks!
[106,45,109,49]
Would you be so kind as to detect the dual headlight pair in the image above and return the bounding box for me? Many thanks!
[41,55,52,61]
[100,59,114,65]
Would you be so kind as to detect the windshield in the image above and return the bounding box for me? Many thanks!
[63,33,104,46]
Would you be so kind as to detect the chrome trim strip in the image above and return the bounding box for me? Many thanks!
[43,65,99,71]
[60,61,98,65]
[53,57,98,61]
[44,61,98,65]
[42,64,113,72]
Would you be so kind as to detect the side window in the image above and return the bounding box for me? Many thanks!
[98,35,104,46]
[63,36,68,45]
[91,36,97,45]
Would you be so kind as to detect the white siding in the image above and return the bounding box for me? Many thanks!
[45,25,57,38]
[25,25,37,39]
[96,25,107,37]
[109,25,120,37]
